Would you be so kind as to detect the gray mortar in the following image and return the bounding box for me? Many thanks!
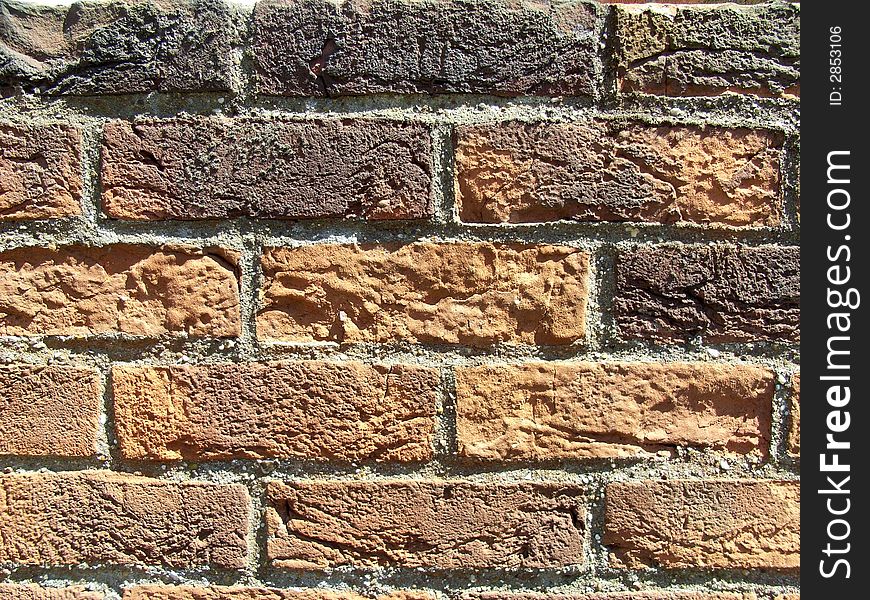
[0,1,799,598]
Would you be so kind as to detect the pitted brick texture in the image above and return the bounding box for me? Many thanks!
[0,122,82,219]
[0,245,240,337]
[112,361,439,462]
[123,587,435,600]
[604,480,800,570]
[615,245,800,343]
[468,593,757,600]
[0,585,103,600]
[252,0,598,97]
[456,362,774,460]
[258,242,590,347]
[788,373,800,458]
[0,0,234,94]
[614,3,800,97]
[455,121,782,227]
[102,118,433,221]
[0,471,250,568]
[266,480,587,569]
[0,365,101,457]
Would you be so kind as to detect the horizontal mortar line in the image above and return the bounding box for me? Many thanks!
[0,456,800,483]
[0,338,800,367]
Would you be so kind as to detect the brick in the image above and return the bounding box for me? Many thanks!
[0,245,240,337]
[788,373,800,458]
[112,361,439,462]
[0,471,250,568]
[0,585,102,600]
[266,480,586,569]
[456,362,774,460]
[604,480,799,570]
[615,245,799,343]
[0,122,82,219]
[0,365,101,457]
[0,0,233,94]
[102,118,433,221]
[258,243,590,346]
[614,3,800,97]
[468,593,756,600]
[252,0,598,97]
[123,588,433,600]
[455,122,782,227]
[773,595,799,600]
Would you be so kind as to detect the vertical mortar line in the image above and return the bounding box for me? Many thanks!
[247,476,270,581]
[229,0,258,107]
[585,472,610,583]
[590,242,619,354]
[238,228,264,362]
[78,117,107,239]
[781,132,801,232]
[596,1,620,110]
[431,123,457,226]
[766,364,794,469]
[436,363,459,463]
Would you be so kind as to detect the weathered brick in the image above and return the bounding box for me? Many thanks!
[252,0,598,97]
[0,471,250,568]
[455,122,782,227]
[0,122,82,219]
[0,0,233,94]
[112,361,439,462]
[102,118,433,221]
[456,362,774,460]
[0,585,102,600]
[773,595,799,600]
[604,480,799,570]
[0,245,240,337]
[788,373,800,458]
[468,593,756,600]
[123,587,433,600]
[258,243,590,347]
[614,3,800,97]
[266,480,586,569]
[0,365,101,457]
[615,245,799,343]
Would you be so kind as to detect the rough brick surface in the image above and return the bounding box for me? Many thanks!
[468,593,756,600]
[788,373,800,458]
[456,362,774,460]
[252,0,598,97]
[0,245,240,337]
[0,471,250,568]
[266,481,586,569]
[0,122,82,219]
[604,480,799,570]
[112,361,439,462]
[0,585,102,600]
[258,243,590,346]
[123,588,433,600]
[455,121,782,226]
[0,365,101,457]
[615,3,800,97]
[615,245,800,343]
[102,118,433,221]
[0,0,233,94]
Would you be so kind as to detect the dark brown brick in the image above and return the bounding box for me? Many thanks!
[101,117,433,220]
[0,471,250,568]
[615,245,799,343]
[252,0,598,97]
[112,361,439,462]
[615,3,800,97]
[266,480,586,569]
[0,0,233,94]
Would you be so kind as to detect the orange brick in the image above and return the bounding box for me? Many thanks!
[456,362,774,460]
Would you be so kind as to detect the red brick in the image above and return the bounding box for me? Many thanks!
[604,480,799,570]
[266,480,586,569]
[112,361,439,462]
[456,362,774,460]
[0,365,101,457]
[0,471,250,568]
[0,585,102,600]
[258,243,590,347]
[468,593,756,600]
[0,122,82,219]
[455,122,782,227]
[0,245,240,337]
[123,587,434,600]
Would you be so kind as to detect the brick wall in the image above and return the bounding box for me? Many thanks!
[0,1,799,599]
